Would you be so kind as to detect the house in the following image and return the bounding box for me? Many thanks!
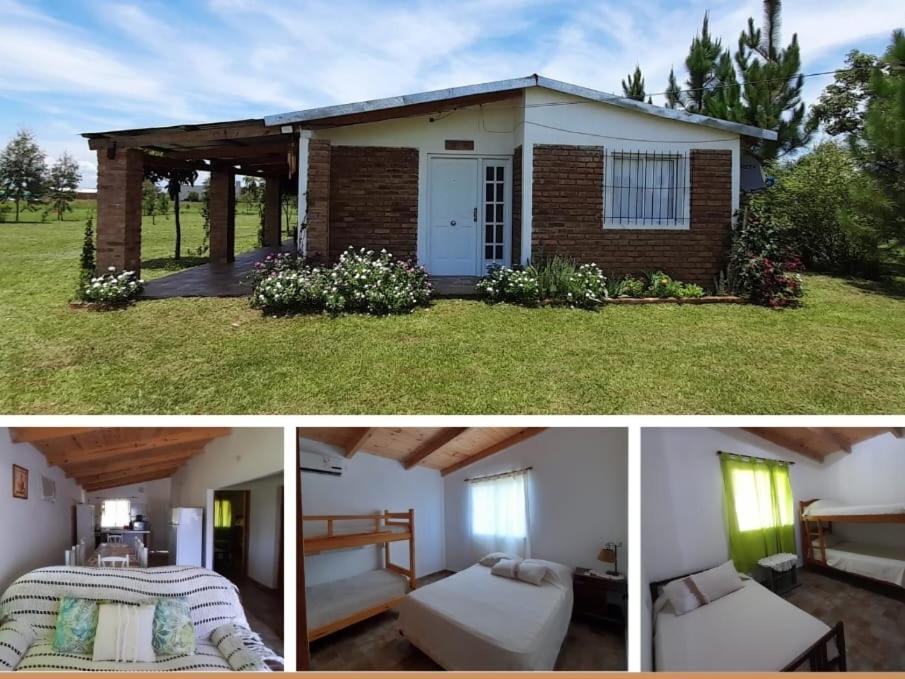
[83,75,776,286]
[0,427,284,672]
[298,426,628,671]
[641,426,905,672]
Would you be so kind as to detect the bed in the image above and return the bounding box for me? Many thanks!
[652,574,845,671]
[396,561,573,671]
[306,569,410,639]
[801,499,905,590]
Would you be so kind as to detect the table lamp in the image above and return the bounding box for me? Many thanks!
[598,542,620,576]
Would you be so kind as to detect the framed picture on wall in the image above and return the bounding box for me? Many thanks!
[12,464,28,499]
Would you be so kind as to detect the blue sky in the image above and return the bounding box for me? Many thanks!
[0,0,900,188]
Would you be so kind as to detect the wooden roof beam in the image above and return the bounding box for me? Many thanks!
[74,458,187,486]
[345,428,375,458]
[83,468,179,492]
[403,428,469,469]
[9,428,99,444]
[815,428,851,454]
[891,427,904,438]
[87,124,284,150]
[62,445,203,478]
[741,428,824,462]
[441,428,547,477]
[44,428,230,466]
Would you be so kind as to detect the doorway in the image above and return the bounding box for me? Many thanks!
[212,489,250,580]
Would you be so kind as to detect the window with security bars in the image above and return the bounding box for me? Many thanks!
[484,164,505,263]
[604,151,689,228]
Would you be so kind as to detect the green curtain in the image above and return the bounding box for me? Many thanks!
[214,499,232,529]
[720,453,795,573]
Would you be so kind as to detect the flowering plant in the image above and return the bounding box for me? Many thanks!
[477,259,607,309]
[477,265,541,306]
[79,267,144,308]
[735,255,803,308]
[251,247,432,315]
[645,271,705,298]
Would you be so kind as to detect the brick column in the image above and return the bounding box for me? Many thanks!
[305,139,331,261]
[209,166,236,263]
[96,148,143,273]
[262,178,282,246]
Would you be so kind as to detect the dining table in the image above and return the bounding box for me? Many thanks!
[84,541,143,568]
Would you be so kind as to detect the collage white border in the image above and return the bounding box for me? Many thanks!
[2,413,902,672]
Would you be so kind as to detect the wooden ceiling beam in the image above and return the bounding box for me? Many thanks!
[441,428,547,477]
[75,459,186,486]
[87,124,284,150]
[83,468,179,493]
[62,445,202,478]
[9,428,99,444]
[44,428,230,466]
[345,428,375,458]
[741,428,824,462]
[815,428,851,454]
[403,428,469,469]
[142,154,210,172]
[891,427,904,439]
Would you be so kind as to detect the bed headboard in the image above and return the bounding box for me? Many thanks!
[800,498,819,516]
[648,565,723,603]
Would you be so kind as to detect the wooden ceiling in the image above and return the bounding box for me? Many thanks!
[9,428,230,491]
[742,427,903,462]
[297,427,546,476]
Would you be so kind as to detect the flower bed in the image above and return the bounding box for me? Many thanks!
[477,257,607,309]
[75,267,144,309]
[251,247,432,316]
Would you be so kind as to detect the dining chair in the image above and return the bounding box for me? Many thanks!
[98,555,129,568]
[107,535,123,544]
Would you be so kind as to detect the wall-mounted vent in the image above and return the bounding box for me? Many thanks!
[41,475,56,502]
[445,139,474,151]
[300,451,346,476]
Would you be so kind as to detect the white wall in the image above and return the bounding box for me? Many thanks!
[86,478,171,548]
[0,430,85,591]
[223,473,283,589]
[444,428,628,572]
[301,445,445,587]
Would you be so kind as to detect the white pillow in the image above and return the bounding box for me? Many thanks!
[662,577,706,615]
[490,557,521,579]
[92,603,156,663]
[524,558,573,586]
[479,552,516,567]
[689,560,744,603]
[516,559,549,586]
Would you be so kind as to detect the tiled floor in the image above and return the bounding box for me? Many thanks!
[785,569,905,672]
[235,576,284,659]
[308,571,626,671]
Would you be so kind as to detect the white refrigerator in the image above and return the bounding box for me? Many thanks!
[169,507,203,566]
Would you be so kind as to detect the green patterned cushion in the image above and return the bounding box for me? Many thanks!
[152,597,195,656]
[53,597,99,654]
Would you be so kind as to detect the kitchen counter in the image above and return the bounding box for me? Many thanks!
[101,529,152,548]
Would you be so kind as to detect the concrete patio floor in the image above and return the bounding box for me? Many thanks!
[141,242,479,299]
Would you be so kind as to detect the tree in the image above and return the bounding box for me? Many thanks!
[46,152,81,221]
[808,51,881,137]
[79,215,96,287]
[142,180,160,224]
[144,168,197,259]
[731,0,809,160]
[665,13,725,113]
[240,176,263,207]
[0,130,48,221]
[665,68,682,109]
[621,66,647,101]
[157,192,170,219]
[855,30,905,238]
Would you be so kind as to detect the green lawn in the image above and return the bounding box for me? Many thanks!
[1,202,904,414]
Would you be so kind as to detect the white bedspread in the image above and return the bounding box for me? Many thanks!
[824,541,905,587]
[306,569,409,631]
[655,579,829,671]
[804,499,905,517]
[397,563,573,670]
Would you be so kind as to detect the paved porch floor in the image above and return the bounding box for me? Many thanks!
[141,244,479,299]
[141,241,291,299]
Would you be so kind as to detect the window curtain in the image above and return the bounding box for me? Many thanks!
[214,499,233,528]
[466,469,531,563]
[100,499,131,528]
[720,453,795,573]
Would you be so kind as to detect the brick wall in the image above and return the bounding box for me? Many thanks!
[209,167,236,263]
[306,139,332,260]
[328,146,419,261]
[95,148,143,273]
[531,145,733,286]
[512,145,522,265]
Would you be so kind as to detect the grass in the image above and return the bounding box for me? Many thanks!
[1,201,904,414]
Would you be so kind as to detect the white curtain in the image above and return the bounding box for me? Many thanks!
[466,469,531,562]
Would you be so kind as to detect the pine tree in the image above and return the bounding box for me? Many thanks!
[732,0,809,160]
[79,215,96,287]
[668,13,725,113]
[46,152,82,220]
[621,66,647,101]
[0,130,48,222]
[665,68,682,109]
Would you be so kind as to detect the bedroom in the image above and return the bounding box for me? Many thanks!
[297,426,628,671]
[641,426,905,673]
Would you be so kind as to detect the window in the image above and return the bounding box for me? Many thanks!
[100,499,131,528]
[483,163,506,265]
[214,499,233,528]
[466,469,530,561]
[731,466,793,531]
[604,151,689,228]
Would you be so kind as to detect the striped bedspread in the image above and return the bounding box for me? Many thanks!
[0,566,279,672]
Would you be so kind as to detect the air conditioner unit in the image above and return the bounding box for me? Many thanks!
[300,451,346,476]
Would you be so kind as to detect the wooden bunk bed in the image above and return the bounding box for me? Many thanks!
[800,499,905,590]
[302,509,416,641]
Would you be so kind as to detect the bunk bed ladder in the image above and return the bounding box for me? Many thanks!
[805,519,828,563]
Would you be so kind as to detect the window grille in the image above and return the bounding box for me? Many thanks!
[484,164,506,263]
[604,151,689,228]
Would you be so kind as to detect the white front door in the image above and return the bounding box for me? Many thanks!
[428,157,479,275]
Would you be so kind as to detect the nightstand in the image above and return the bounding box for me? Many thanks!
[572,567,627,628]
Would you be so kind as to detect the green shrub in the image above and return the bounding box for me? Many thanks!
[645,271,705,298]
[478,256,607,308]
[251,247,432,316]
[78,216,95,289]
[79,268,144,308]
[476,265,541,306]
